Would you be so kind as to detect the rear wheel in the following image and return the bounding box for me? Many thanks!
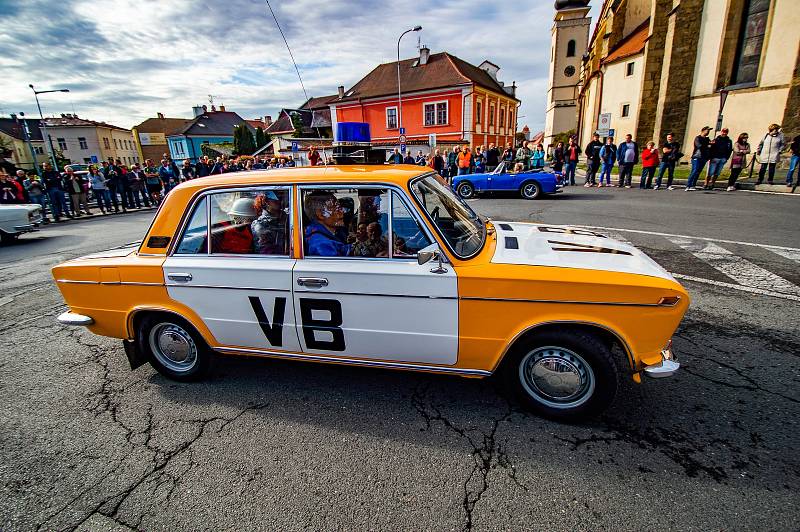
[456,181,475,199]
[0,232,19,244]
[137,315,213,381]
[520,181,540,200]
[502,330,618,420]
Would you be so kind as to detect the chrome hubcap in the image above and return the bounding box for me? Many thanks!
[459,185,471,197]
[519,346,594,409]
[524,184,537,197]
[149,323,198,373]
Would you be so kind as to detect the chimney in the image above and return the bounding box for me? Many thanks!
[192,105,204,117]
[202,104,208,113]
[419,46,430,65]
[157,112,165,119]
[219,105,226,112]
[504,81,517,98]
[61,113,67,118]
[479,60,500,81]
[337,85,345,99]
[211,104,216,112]
[265,115,272,126]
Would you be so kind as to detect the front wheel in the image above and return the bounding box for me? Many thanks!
[502,330,619,420]
[138,315,213,381]
[520,181,540,200]
[0,232,19,244]
[456,182,475,199]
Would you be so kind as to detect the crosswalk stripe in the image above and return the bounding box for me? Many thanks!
[671,274,800,303]
[667,237,800,297]
[768,248,800,264]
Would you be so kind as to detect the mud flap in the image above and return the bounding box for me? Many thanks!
[123,339,147,370]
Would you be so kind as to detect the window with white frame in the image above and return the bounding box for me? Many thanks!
[57,138,67,150]
[386,107,398,129]
[626,62,635,77]
[78,137,88,149]
[424,101,448,126]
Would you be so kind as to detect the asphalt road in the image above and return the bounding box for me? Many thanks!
[1,188,798,531]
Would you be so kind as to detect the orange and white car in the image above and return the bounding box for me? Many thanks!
[53,165,688,420]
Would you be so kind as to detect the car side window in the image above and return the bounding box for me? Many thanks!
[302,188,389,258]
[207,189,290,255]
[175,197,208,254]
[391,191,432,257]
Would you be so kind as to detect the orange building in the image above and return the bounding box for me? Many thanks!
[331,48,520,153]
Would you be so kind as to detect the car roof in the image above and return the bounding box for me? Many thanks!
[175,164,429,191]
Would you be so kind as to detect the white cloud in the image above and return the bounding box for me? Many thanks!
[0,0,600,132]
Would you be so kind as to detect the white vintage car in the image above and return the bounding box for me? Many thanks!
[0,204,43,243]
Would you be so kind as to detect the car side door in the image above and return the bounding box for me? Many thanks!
[163,186,301,352]
[293,186,458,365]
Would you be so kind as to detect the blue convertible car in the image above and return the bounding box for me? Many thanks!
[451,162,562,200]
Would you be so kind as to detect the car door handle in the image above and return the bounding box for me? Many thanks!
[297,277,328,288]
[167,272,193,282]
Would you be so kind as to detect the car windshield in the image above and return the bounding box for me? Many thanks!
[411,174,485,258]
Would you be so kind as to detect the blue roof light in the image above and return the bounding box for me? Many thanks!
[336,122,371,145]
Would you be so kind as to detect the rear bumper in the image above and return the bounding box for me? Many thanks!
[643,341,680,378]
[57,312,94,326]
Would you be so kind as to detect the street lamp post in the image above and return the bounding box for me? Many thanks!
[397,26,421,153]
[17,112,41,178]
[29,84,70,172]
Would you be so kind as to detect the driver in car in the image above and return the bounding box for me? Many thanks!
[304,191,352,257]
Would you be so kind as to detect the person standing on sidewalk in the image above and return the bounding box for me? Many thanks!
[617,134,638,188]
[116,159,135,209]
[15,170,30,203]
[42,162,71,221]
[144,160,163,204]
[486,143,500,173]
[432,149,445,176]
[181,159,196,181]
[64,166,91,216]
[726,133,751,191]
[502,143,514,170]
[101,161,123,213]
[598,136,617,187]
[655,133,681,189]
[686,126,712,191]
[552,141,565,175]
[158,159,178,194]
[786,135,800,187]
[457,146,471,175]
[128,164,151,208]
[583,133,602,187]
[88,165,111,214]
[756,124,785,185]
[196,156,210,177]
[705,128,733,190]
[23,173,47,220]
[564,138,581,186]
[640,141,659,189]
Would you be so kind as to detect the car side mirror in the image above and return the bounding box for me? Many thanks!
[418,243,448,274]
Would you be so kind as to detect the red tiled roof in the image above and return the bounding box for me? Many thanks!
[603,20,650,65]
[338,52,517,103]
[42,115,130,131]
[300,95,338,110]
[134,116,193,136]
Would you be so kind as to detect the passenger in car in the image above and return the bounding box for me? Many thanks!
[368,222,388,257]
[304,192,351,257]
[251,191,288,255]
[214,197,256,254]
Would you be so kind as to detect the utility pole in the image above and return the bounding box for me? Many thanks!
[29,84,70,171]
[17,112,41,177]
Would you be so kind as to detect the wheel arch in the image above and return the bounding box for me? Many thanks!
[127,307,215,347]
[519,178,541,190]
[492,320,634,374]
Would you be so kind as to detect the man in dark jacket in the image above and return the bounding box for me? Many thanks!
[655,132,681,189]
[705,128,733,189]
[432,149,445,175]
[485,143,500,172]
[388,148,403,165]
[102,160,124,212]
[42,162,72,220]
[196,156,210,177]
[583,133,603,187]
[403,151,415,165]
[686,126,711,190]
[617,134,639,187]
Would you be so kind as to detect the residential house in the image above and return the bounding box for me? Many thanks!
[166,105,252,163]
[576,0,800,158]
[133,113,192,164]
[255,95,337,162]
[330,48,520,154]
[0,115,48,172]
[40,114,138,166]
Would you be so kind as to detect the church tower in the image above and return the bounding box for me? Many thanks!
[544,0,591,147]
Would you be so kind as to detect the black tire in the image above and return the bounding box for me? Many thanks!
[0,232,18,244]
[137,314,214,381]
[520,181,540,200]
[456,181,475,199]
[502,330,619,421]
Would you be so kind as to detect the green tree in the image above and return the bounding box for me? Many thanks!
[290,112,304,138]
[551,129,576,148]
[233,125,256,155]
[255,127,267,150]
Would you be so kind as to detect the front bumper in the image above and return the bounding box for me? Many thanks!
[13,222,41,233]
[643,341,680,378]
[57,312,94,326]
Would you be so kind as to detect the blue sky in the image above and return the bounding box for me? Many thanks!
[0,0,599,132]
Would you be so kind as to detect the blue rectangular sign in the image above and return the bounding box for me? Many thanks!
[90,155,98,163]
[291,141,299,152]
[400,144,406,153]
[399,127,406,135]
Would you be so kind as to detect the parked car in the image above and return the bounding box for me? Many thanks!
[452,161,562,200]
[0,203,43,243]
[52,165,687,420]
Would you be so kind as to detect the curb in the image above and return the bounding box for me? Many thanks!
[573,170,798,193]
[42,205,158,226]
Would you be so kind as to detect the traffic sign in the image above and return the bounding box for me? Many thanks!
[90,155,98,163]
[400,144,406,153]
[598,113,611,136]
[291,141,298,152]
[608,128,616,138]
[398,134,407,144]
[715,114,724,132]
[399,127,406,135]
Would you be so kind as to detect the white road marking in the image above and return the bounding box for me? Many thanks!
[667,237,800,297]
[740,189,799,196]
[672,274,800,303]
[768,247,800,264]
[572,225,800,253]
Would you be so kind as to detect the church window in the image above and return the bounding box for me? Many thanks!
[567,40,576,57]
[732,0,769,85]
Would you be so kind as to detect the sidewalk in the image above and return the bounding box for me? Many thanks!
[573,169,799,193]
[43,204,158,225]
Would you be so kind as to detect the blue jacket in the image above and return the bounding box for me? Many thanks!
[617,141,639,164]
[531,150,545,168]
[600,144,617,164]
[305,222,351,257]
